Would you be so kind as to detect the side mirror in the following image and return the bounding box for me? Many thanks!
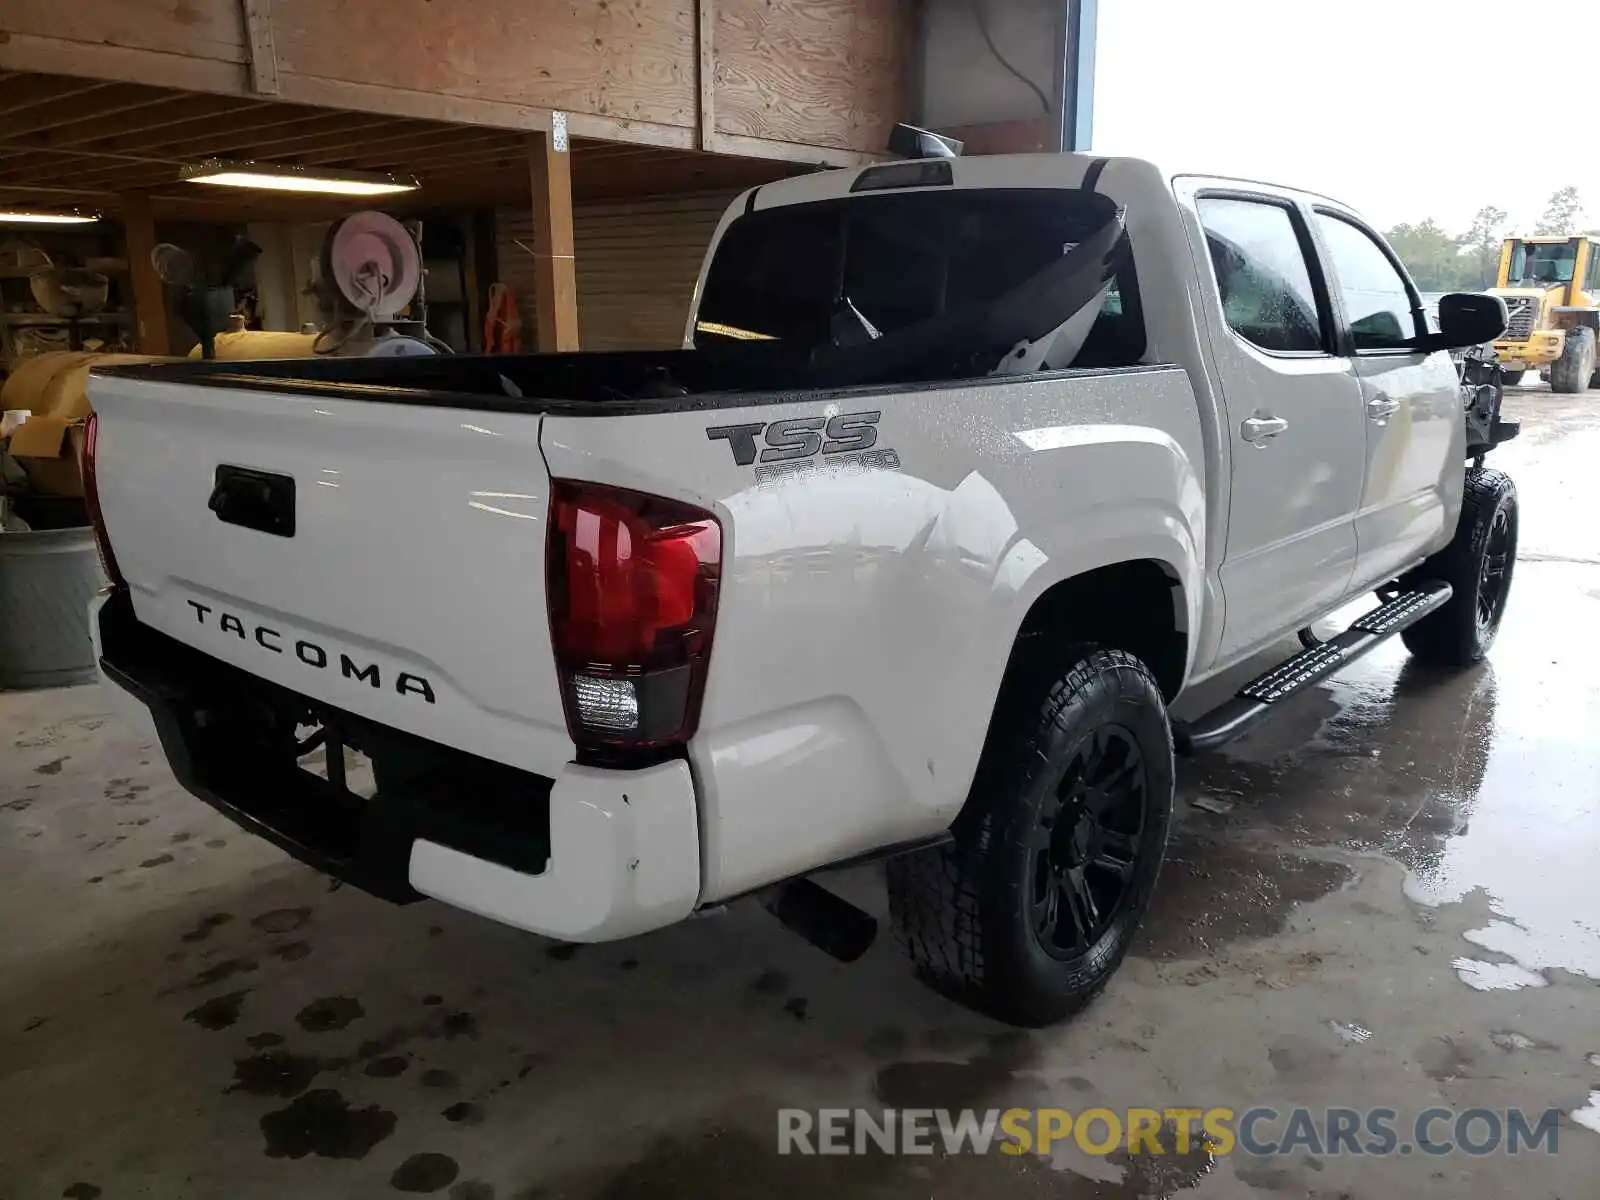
[1423,292,1507,352]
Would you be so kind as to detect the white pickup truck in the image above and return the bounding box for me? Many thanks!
[85,151,1517,1026]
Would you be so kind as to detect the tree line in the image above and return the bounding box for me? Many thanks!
[1384,186,1593,293]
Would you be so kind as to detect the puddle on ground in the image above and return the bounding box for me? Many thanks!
[873,1032,1036,1111]
[1177,565,1600,987]
[1571,1092,1600,1135]
[1451,957,1548,992]
[1131,833,1352,960]
[518,1120,1215,1200]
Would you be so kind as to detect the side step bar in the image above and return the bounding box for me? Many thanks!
[1174,581,1452,755]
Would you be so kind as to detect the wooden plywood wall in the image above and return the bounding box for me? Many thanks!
[2,0,246,63]
[271,0,697,128]
[0,0,911,160]
[713,0,913,154]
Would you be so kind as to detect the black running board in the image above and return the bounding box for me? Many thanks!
[1173,581,1452,755]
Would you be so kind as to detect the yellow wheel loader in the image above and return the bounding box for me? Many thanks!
[1488,235,1600,393]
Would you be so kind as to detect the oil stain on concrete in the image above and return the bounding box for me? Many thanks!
[392,1152,461,1192]
[259,1089,397,1160]
[251,907,312,935]
[179,912,233,943]
[185,990,249,1031]
[229,1049,346,1098]
[296,996,365,1033]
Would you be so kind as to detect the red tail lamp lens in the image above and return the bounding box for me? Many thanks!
[547,480,721,750]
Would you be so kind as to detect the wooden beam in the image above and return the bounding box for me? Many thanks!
[0,86,175,141]
[242,0,282,96]
[527,123,577,352]
[151,111,398,159]
[52,96,271,151]
[294,128,519,169]
[0,36,253,97]
[695,0,716,151]
[0,73,116,117]
[119,192,171,356]
[0,36,699,155]
[0,141,182,169]
[705,131,878,168]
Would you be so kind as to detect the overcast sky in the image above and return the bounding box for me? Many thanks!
[1093,0,1600,233]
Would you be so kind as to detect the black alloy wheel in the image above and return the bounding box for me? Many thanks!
[1476,505,1513,634]
[1030,726,1146,959]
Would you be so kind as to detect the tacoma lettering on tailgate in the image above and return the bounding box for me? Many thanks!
[185,600,436,703]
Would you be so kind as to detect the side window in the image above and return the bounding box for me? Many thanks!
[1314,213,1420,351]
[1586,242,1600,293]
[1196,197,1326,354]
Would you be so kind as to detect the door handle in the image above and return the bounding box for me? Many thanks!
[1367,393,1401,423]
[210,465,296,538]
[1241,415,1289,445]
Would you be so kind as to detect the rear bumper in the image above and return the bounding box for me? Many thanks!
[93,590,700,941]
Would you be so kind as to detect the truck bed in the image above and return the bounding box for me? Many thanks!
[97,345,815,415]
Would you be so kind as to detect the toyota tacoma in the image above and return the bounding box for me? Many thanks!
[85,151,1517,1025]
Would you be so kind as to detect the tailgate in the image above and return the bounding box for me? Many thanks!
[88,373,573,776]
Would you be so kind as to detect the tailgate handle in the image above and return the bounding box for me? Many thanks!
[209,466,295,538]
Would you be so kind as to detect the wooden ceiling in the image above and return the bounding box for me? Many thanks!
[0,71,801,223]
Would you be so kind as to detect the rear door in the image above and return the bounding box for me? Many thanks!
[88,374,574,777]
[1309,209,1464,590]
[1182,186,1366,661]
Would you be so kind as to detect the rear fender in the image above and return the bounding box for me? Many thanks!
[542,368,1205,903]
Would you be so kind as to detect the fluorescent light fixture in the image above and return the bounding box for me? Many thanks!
[0,209,99,225]
[181,160,418,197]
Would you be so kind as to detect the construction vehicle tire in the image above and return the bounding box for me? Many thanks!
[1550,326,1596,394]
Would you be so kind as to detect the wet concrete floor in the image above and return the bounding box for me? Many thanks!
[2,392,1598,1198]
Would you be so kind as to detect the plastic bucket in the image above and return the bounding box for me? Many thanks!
[0,525,106,689]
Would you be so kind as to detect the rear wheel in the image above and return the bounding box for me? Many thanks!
[1399,468,1517,666]
[887,646,1173,1027]
[1550,326,1596,393]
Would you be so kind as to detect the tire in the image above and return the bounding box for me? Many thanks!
[887,646,1173,1027]
[1549,326,1596,393]
[1399,468,1517,666]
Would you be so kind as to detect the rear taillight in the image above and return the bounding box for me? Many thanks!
[547,480,721,753]
[82,411,126,589]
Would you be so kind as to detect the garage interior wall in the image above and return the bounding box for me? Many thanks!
[247,222,329,333]
[495,192,741,351]
[1,0,912,162]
